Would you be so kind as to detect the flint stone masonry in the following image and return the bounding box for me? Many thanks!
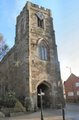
[0,2,64,109]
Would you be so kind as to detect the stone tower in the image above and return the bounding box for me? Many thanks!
[15,2,63,109]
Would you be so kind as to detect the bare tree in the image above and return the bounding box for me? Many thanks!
[0,33,9,60]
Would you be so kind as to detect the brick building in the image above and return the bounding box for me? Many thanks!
[0,2,64,109]
[64,74,79,102]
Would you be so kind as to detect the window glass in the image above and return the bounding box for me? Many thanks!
[41,47,45,60]
[77,91,79,95]
[75,82,79,87]
[68,92,74,96]
[38,41,48,60]
[44,47,47,60]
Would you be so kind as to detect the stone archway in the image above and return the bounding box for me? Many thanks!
[37,81,51,108]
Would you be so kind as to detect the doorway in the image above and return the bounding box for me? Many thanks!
[37,82,51,108]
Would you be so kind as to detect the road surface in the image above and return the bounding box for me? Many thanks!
[1,103,79,120]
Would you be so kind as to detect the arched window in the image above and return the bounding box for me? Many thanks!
[38,41,49,60]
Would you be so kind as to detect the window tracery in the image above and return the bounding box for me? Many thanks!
[38,40,49,60]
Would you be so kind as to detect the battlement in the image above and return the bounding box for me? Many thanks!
[17,1,51,21]
[26,1,51,13]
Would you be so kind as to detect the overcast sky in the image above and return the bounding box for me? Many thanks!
[0,0,79,81]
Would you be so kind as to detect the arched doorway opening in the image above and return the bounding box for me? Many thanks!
[37,81,51,108]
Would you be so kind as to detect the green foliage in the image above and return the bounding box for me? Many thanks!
[0,91,16,108]
[14,100,26,112]
[0,98,4,108]
[5,91,16,108]
[0,111,5,118]
[0,90,26,114]
[17,96,25,106]
[24,97,33,111]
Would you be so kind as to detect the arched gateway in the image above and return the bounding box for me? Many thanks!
[37,81,52,108]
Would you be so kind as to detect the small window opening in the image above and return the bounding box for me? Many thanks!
[37,17,44,28]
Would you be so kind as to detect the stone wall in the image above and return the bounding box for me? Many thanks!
[0,47,15,95]
[0,2,63,108]
[27,2,62,107]
[14,3,30,97]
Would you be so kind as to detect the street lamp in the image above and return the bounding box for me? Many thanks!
[38,89,45,120]
[66,66,72,74]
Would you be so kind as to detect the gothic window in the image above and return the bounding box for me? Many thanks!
[38,41,49,60]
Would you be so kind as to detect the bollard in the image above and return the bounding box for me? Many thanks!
[62,108,65,120]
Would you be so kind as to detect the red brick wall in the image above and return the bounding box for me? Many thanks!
[64,74,79,102]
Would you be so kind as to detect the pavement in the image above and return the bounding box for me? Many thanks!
[0,109,73,120]
[65,103,79,120]
[1,103,79,120]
